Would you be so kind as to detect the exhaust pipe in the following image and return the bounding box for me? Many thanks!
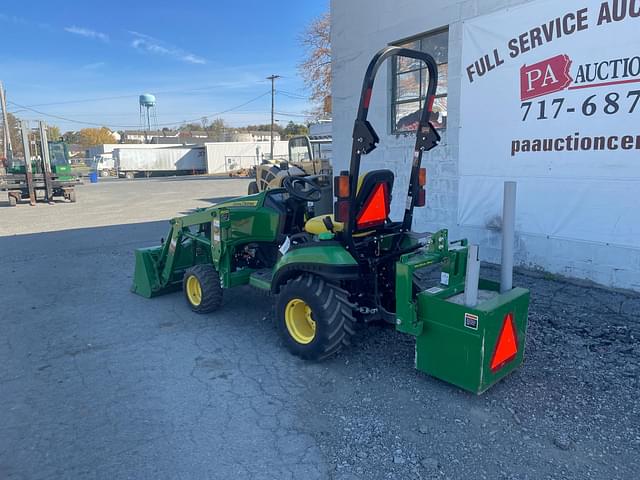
[500,182,517,294]
[464,244,480,307]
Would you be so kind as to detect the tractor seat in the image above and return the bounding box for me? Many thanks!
[305,214,344,234]
[304,169,394,236]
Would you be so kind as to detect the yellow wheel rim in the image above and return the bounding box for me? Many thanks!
[285,298,316,345]
[186,276,202,306]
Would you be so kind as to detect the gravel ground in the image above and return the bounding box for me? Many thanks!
[1,177,638,479]
[302,266,640,480]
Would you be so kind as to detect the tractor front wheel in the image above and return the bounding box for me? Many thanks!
[183,264,223,313]
[248,181,259,195]
[277,274,355,361]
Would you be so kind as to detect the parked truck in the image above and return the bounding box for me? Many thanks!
[92,153,115,177]
[114,146,207,179]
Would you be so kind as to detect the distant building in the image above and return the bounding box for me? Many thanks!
[121,130,180,144]
[183,131,209,139]
[119,129,281,145]
[249,131,280,142]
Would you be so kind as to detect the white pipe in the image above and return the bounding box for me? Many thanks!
[464,244,480,307]
[501,181,517,293]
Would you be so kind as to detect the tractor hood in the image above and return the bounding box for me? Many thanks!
[214,190,271,209]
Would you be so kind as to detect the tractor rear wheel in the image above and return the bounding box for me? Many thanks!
[183,264,223,313]
[277,274,355,361]
[248,181,259,195]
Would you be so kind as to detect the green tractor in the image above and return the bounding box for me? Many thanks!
[133,47,530,394]
[8,140,74,181]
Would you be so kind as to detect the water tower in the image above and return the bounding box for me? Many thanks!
[139,93,158,143]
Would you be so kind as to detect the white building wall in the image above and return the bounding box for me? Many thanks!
[87,143,183,157]
[204,141,289,174]
[331,0,640,291]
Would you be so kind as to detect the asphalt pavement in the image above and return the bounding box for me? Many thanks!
[1,177,638,479]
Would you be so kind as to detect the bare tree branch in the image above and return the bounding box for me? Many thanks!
[299,12,331,117]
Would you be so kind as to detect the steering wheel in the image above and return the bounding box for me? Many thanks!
[282,176,322,202]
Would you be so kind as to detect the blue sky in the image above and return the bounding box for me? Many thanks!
[0,0,328,132]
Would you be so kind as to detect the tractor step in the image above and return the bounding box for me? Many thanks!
[249,269,274,291]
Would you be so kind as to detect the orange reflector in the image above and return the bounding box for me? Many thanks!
[418,168,427,187]
[335,199,349,223]
[335,175,350,198]
[356,183,389,229]
[490,313,518,372]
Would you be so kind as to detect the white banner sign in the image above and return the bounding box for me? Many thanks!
[459,0,640,248]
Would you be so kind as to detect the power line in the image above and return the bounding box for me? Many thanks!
[15,83,267,108]
[276,90,309,100]
[7,91,272,129]
[20,94,139,108]
[275,111,313,118]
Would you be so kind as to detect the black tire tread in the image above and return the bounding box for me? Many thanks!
[183,264,223,314]
[278,274,355,361]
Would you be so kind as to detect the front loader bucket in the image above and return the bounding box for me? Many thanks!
[131,246,181,298]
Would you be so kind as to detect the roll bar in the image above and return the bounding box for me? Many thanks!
[343,46,441,244]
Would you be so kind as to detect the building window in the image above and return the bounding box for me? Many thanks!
[391,28,449,133]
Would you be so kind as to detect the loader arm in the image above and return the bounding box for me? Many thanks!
[132,208,216,298]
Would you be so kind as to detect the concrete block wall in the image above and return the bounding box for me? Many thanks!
[331,0,640,291]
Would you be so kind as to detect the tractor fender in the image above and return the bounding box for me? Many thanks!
[270,245,359,294]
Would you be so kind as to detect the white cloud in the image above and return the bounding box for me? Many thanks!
[81,62,106,70]
[65,26,109,42]
[0,13,52,30]
[130,31,206,65]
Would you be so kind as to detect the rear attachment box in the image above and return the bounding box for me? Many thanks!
[395,229,530,395]
[416,280,529,394]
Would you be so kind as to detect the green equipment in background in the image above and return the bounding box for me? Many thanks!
[132,47,530,394]
[8,140,73,180]
[2,121,78,206]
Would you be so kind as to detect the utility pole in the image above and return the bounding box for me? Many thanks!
[0,81,12,163]
[267,75,281,161]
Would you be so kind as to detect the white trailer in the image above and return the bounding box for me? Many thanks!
[204,141,289,175]
[114,146,207,178]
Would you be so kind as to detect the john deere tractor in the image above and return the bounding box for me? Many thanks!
[133,47,530,394]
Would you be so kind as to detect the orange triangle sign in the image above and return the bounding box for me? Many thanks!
[357,183,389,228]
[490,313,518,372]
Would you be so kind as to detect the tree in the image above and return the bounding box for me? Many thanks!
[299,12,331,117]
[239,124,285,136]
[282,121,309,139]
[78,127,115,147]
[207,118,228,141]
[179,122,202,132]
[63,131,82,144]
[1,112,24,158]
[47,125,61,141]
